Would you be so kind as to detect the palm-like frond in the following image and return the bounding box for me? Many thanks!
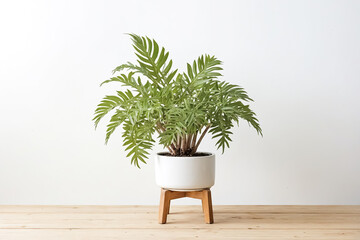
[129,34,177,86]
[185,54,223,91]
[93,34,262,167]
[93,95,122,128]
[122,120,155,168]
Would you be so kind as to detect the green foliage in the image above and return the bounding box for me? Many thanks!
[93,34,262,167]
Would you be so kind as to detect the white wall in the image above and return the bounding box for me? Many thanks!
[0,0,359,205]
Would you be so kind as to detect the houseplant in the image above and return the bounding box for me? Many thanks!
[93,34,262,190]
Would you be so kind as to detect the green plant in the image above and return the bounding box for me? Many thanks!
[93,34,262,167]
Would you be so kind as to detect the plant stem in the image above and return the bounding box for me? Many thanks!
[186,133,192,151]
[176,134,181,149]
[192,124,211,154]
[171,142,177,150]
[191,132,197,150]
[181,134,186,155]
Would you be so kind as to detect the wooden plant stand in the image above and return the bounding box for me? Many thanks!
[158,188,214,224]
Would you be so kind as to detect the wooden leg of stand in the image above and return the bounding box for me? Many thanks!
[201,197,205,213]
[159,188,170,224]
[202,189,214,224]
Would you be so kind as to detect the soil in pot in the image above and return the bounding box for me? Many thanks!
[158,152,211,157]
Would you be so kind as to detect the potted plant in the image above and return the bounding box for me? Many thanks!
[93,34,262,191]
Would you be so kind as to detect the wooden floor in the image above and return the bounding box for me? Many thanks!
[0,205,359,239]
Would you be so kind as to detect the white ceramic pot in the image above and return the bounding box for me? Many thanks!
[155,152,215,191]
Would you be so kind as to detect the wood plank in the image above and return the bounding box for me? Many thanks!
[0,205,359,214]
[0,205,359,240]
[0,212,358,229]
[0,229,359,240]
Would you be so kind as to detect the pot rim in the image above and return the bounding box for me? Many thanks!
[156,152,214,158]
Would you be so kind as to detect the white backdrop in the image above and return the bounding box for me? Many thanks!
[0,0,359,205]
